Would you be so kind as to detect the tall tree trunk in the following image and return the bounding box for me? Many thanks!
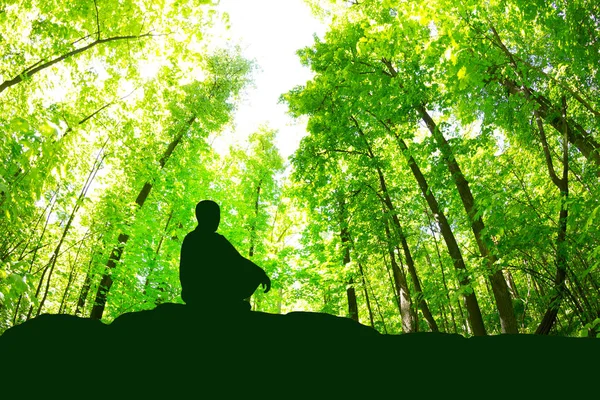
[376,173,438,332]
[416,106,518,334]
[438,302,449,333]
[364,270,387,333]
[423,206,458,333]
[353,115,479,334]
[75,258,94,316]
[338,193,359,323]
[246,181,262,308]
[90,116,195,320]
[534,101,569,335]
[248,180,262,259]
[383,218,416,333]
[378,59,512,334]
[459,297,471,335]
[58,231,89,314]
[357,260,375,327]
[346,278,359,323]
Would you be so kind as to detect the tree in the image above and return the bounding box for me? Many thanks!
[89,51,253,320]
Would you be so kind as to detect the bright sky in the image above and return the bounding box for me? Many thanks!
[211,0,326,160]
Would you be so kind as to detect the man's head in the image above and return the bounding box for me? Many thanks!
[195,200,220,232]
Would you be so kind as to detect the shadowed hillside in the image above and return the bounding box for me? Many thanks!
[1,305,598,398]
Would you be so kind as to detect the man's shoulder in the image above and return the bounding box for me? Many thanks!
[183,229,225,242]
[213,232,228,241]
[183,228,208,244]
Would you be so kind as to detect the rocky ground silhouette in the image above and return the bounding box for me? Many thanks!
[1,304,598,398]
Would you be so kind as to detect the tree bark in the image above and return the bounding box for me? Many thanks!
[423,207,458,333]
[535,100,569,335]
[383,217,416,333]
[248,181,262,259]
[357,260,375,327]
[338,193,359,323]
[352,115,483,335]
[58,231,89,314]
[75,258,94,316]
[346,278,359,323]
[416,106,518,334]
[368,163,439,330]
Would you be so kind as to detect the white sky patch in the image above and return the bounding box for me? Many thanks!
[210,0,326,160]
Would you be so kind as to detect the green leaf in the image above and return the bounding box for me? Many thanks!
[10,117,30,133]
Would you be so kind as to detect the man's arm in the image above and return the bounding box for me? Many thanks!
[218,234,271,293]
[243,257,271,293]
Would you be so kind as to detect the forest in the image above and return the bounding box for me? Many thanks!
[1,0,599,339]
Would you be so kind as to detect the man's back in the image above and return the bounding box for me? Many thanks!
[180,228,269,307]
[179,229,238,306]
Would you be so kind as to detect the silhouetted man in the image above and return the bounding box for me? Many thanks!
[179,200,271,310]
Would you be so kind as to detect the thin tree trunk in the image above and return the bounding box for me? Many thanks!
[416,106,518,334]
[58,231,89,314]
[438,302,449,333]
[12,189,58,324]
[248,180,262,258]
[352,115,482,335]
[567,269,596,327]
[383,218,416,333]
[535,100,569,335]
[460,297,472,335]
[35,145,106,317]
[346,277,359,323]
[522,274,532,330]
[505,270,520,299]
[456,296,467,334]
[357,260,375,327]
[276,288,283,314]
[377,59,514,333]
[423,210,458,334]
[246,181,262,307]
[338,193,359,323]
[142,210,174,304]
[350,118,438,332]
[380,177,438,332]
[75,257,94,316]
[381,247,402,317]
[364,269,388,333]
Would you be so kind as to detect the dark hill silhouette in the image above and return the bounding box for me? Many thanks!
[1,305,598,398]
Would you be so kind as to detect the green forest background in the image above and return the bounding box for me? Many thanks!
[1,0,599,337]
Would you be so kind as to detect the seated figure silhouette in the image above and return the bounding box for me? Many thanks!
[179,200,271,311]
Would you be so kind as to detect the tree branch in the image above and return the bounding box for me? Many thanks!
[0,31,164,94]
[93,0,101,40]
[534,110,563,188]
